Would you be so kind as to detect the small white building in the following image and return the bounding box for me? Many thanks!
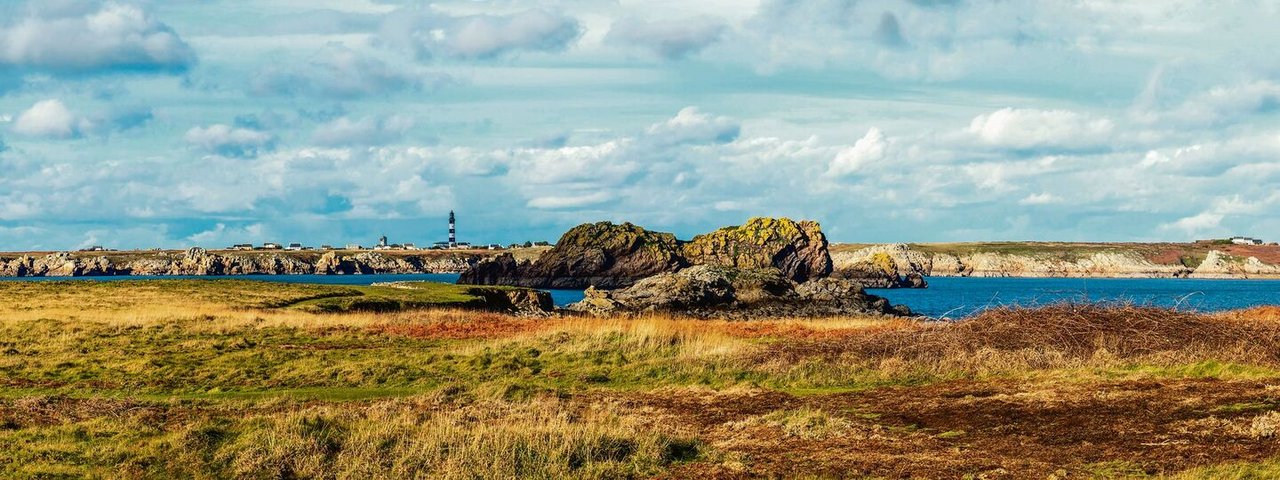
[1231,236,1264,245]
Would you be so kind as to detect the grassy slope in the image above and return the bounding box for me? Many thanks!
[2,282,1280,477]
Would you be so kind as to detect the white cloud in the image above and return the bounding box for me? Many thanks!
[184,124,276,158]
[380,8,582,60]
[1019,192,1061,205]
[605,16,726,59]
[826,128,887,177]
[12,99,87,138]
[527,192,614,210]
[1166,80,1280,126]
[252,44,448,98]
[311,115,415,146]
[0,3,194,72]
[643,107,740,146]
[968,108,1114,151]
[1162,212,1224,236]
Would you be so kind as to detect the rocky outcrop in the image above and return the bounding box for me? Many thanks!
[467,288,555,315]
[459,217,834,289]
[567,265,910,319]
[518,222,687,289]
[0,249,482,277]
[370,281,554,315]
[459,222,688,289]
[0,252,119,277]
[456,253,527,285]
[830,244,928,288]
[683,218,832,282]
[1192,251,1280,278]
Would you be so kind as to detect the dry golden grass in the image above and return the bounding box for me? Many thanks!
[5,280,1280,478]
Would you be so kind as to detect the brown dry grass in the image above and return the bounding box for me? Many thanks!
[760,304,1280,377]
[5,279,1280,478]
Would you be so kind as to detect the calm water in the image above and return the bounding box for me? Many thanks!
[868,277,1280,319]
[4,274,1278,317]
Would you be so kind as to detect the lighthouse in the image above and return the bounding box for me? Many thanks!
[448,210,457,248]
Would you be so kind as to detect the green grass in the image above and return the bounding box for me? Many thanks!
[4,281,1280,477]
[0,279,531,314]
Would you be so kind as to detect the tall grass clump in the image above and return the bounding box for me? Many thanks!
[193,397,696,479]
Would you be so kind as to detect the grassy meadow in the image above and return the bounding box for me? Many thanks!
[2,280,1280,478]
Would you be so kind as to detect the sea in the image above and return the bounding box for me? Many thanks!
[3,274,1279,319]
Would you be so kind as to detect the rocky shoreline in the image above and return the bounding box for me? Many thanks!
[459,217,921,318]
[833,243,1280,280]
[0,248,492,277]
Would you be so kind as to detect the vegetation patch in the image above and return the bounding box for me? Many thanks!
[3,282,1280,477]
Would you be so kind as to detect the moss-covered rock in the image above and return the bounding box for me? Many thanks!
[459,217,837,289]
[682,217,832,283]
[567,265,910,319]
[461,222,687,289]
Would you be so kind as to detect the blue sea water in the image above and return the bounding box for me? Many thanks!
[867,277,1280,319]
[4,274,1278,318]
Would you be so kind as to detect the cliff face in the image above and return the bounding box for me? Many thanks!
[830,244,929,288]
[0,248,482,277]
[834,244,1280,279]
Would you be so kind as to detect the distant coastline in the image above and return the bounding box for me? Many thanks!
[4,242,1280,280]
[0,247,548,278]
[831,242,1280,280]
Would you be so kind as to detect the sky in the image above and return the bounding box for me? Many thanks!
[1,0,1279,250]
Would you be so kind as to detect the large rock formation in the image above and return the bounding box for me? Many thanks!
[460,222,687,289]
[456,252,527,285]
[458,217,834,289]
[567,265,910,319]
[683,218,832,282]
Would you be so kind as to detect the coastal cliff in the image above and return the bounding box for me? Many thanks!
[0,248,506,277]
[832,242,1280,279]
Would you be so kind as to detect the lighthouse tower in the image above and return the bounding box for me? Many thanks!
[448,211,457,248]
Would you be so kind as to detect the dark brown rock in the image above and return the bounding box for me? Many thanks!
[568,265,910,319]
[457,253,527,285]
[460,222,687,289]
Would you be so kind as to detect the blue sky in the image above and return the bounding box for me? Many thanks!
[1,0,1279,250]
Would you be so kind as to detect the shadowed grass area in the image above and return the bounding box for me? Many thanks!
[0,279,532,316]
[2,280,1280,477]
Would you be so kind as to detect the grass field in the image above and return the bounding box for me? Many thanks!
[2,281,1280,478]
